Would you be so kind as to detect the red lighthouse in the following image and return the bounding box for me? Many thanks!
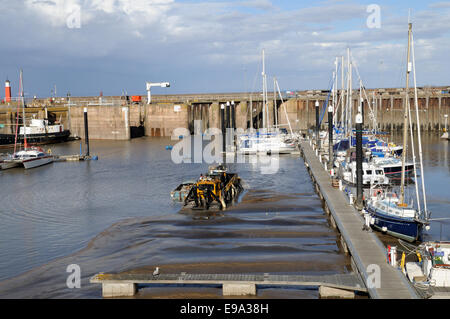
[5,79,11,102]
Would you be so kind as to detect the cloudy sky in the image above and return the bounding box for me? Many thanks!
[0,0,449,97]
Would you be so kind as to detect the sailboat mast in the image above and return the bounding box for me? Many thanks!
[341,55,345,129]
[334,57,338,125]
[249,93,253,130]
[20,69,28,149]
[400,23,412,205]
[411,31,428,217]
[275,78,293,135]
[262,49,266,131]
[273,77,278,128]
[348,54,352,136]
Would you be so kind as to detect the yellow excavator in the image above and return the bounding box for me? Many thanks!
[177,165,243,210]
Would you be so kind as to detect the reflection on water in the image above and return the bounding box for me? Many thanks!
[0,137,349,298]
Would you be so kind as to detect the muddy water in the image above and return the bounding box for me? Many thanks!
[0,137,350,298]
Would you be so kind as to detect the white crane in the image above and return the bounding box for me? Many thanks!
[146,82,170,104]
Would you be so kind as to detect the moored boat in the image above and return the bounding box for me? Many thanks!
[0,118,70,148]
[366,22,430,242]
[406,241,450,287]
[237,49,297,155]
[366,190,429,242]
[339,160,390,188]
[1,146,53,169]
[1,70,54,170]
[371,157,415,178]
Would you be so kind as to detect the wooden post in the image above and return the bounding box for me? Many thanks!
[221,104,225,155]
[355,113,363,210]
[306,99,310,131]
[390,96,394,132]
[83,107,90,156]
[426,94,430,131]
[315,100,320,150]
[439,96,442,131]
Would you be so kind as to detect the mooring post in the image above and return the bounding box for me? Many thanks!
[328,105,333,171]
[83,107,90,157]
[226,101,231,152]
[231,100,236,149]
[315,100,320,151]
[221,103,225,157]
[360,97,364,127]
[67,92,72,132]
[355,113,363,210]
[226,101,231,131]
[231,100,236,129]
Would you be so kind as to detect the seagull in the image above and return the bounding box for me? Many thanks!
[153,267,160,276]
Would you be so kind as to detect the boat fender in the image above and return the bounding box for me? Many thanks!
[92,156,98,160]
[400,252,406,271]
[165,145,173,150]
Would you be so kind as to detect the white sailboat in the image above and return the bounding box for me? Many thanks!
[1,70,53,170]
[237,49,296,155]
[366,22,430,242]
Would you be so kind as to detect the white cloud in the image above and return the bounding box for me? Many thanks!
[26,0,174,27]
[428,2,450,9]
[1,0,450,94]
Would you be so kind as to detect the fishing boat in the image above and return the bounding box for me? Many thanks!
[366,22,430,242]
[0,118,70,148]
[172,164,243,210]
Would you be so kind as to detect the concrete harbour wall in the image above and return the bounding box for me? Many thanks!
[1,87,449,140]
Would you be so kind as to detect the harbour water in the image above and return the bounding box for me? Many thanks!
[0,133,448,298]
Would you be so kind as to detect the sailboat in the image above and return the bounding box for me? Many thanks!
[237,49,296,155]
[366,22,430,242]
[1,70,53,170]
[327,50,412,180]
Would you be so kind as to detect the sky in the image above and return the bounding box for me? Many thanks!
[0,0,449,97]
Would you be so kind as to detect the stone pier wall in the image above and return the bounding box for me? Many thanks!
[69,105,130,140]
[1,89,449,140]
